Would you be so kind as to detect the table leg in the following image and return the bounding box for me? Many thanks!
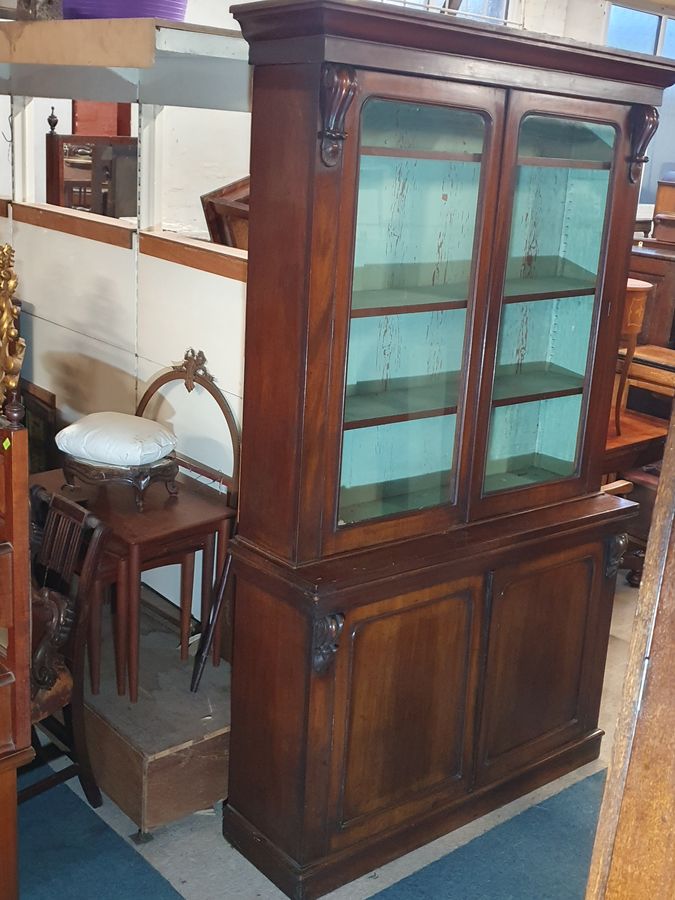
[200,533,216,635]
[114,557,128,697]
[88,579,103,694]
[213,519,233,665]
[615,336,638,438]
[180,553,196,661]
[127,544,141,703]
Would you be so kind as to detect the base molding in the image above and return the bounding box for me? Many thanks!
[222,731,603,900]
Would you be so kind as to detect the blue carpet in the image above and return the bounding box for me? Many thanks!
[374,771,606,900]
[18,768,182,900]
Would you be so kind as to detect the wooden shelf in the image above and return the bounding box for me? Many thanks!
[484,453,575,494]
[492,363,585,406]
[344,371,461,429]
[503,273,596,303]
[517,156,611,170]
[339,471,451,524]
[351,285,468,317]
[0,19,249,111]
[361,147,481,163]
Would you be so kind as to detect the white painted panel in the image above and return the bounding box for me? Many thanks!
[0,216,10,244]
[20,312,136,422]
[0,94,10,198]
[137,253,246,399]
[13,220,136,352]
[159,106,251,236]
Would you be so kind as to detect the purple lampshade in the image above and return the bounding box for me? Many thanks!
[63,0,188,20]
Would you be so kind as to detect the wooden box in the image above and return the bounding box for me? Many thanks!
[85,610,230,834]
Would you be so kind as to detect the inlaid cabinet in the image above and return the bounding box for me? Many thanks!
[223,2,675,897]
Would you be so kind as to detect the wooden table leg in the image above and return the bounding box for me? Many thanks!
[127,544,141,703]
[180,552,196,661]
[213,519,233,665]
[88,579,103,694]
[200,533,216,635]
[114,557,128,696]
[615,335,637,438]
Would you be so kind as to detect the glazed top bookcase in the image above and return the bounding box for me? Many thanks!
[235,0,675,565]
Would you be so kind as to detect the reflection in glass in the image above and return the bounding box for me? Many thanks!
[482,114,615,496]
[338,98,486,525]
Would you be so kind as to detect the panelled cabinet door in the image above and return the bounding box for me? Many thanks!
[476,541,611,787]
[327,575,484,850]
[471,92,634,519]
[323,73,505,555]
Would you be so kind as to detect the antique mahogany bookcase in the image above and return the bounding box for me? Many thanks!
[223,2,675,897]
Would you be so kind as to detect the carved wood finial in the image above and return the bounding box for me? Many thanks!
[312,613,345,674]
[172,348,214,393]
[0,244,26,423]
[628,105,659,184]
[48,106,59,134]
[319,64,357,167]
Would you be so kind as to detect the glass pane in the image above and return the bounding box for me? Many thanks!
[663,19,675,59]
[482,114,615,496]
[339,98,486,525]
[606,4,659,55]
[484,395,582,494]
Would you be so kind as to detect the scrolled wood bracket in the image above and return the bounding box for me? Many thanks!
[628,105,659,184]
[605,533,629,579]
[318,64,357,167]
[312,613,345,673]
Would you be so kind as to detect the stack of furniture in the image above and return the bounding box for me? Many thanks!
[222,2,675,897]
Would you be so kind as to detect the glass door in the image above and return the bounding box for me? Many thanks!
[478,108,618,502]
[337,97,490,527]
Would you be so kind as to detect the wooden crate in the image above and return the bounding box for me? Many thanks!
[84,608,230,833]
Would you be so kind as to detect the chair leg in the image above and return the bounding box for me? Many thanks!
[88,579,103,694]
[65,703,102,809]
[180,553,196,661]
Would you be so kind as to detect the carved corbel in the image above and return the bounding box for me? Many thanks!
[605,533,629,579]
[628,105,659,184]
[318,64,357,167]
[312,613,345,674]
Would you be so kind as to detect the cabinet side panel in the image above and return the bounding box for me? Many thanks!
[237,63,320,561]
[227,578,310,858]
[340,592,472,823]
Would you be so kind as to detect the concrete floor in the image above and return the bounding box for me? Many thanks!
[66,574,639,900]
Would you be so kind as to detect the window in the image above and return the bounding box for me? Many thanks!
[606,4,675,203]
[379,0,510,25]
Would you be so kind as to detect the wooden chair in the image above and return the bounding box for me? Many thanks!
[18,486,108,808]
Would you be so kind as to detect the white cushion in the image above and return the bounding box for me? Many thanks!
[56,412,177,467]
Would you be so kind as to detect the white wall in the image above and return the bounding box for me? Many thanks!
[0,96,11,198]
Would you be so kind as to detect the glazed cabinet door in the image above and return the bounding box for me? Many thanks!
[471,92,635,519]
[323,73,505,554]
[476,541,612,787]
[327,575,484,851]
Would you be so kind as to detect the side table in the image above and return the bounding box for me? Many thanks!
[31,469,235,702]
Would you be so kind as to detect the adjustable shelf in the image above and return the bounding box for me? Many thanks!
[483,453,576,493]
[361,146,482,163]
[339,470,452,524]
[491,363,585,407]
[517,156,612,170]
[344,371,461,429]
[351,286,468,317]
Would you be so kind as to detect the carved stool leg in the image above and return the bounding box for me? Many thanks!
[112,558,128,696]
[65,704,102,809]
[212,520,232,665]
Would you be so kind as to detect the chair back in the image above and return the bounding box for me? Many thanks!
[29,486,108,697]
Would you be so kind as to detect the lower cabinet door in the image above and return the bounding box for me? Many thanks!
[328,575,483,851]
[476,541,609,786]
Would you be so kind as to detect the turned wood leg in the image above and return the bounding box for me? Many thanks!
[180,552,196,661]
[113,558,128,696]
[88,579,103,695]
[127,544,141,703]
